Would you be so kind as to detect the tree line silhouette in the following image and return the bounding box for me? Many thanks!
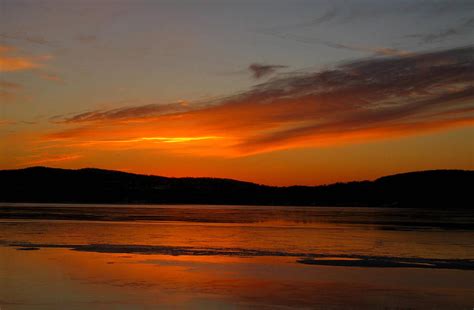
[0,167,472,208]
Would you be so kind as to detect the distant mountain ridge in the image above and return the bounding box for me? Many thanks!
[0,167,472,208]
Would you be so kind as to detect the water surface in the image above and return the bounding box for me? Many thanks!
[0,203,473,309]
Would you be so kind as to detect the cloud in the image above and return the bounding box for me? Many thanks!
[18,154,82,167]
[248,63,288,79]
[408,17,474,44]
[55,101,199,123]
[35,70,64,83]
[77,35,98,44]
[0,80,23,103]
[259,29,412,57]
[258,1,474,40]
[322,42,413,57]
[0,45,49,72]
[310,8,338,25]
[0,90,18,103]
[0,119,16,126]
[49,46,474,156]
[0,81,22,90]
[0,33,54,47]
[370,48,413,57]
[263,7,338,33]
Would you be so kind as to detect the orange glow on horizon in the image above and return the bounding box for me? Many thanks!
[107,136,223,144]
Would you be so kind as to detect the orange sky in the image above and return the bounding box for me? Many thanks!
[1,1,473,185]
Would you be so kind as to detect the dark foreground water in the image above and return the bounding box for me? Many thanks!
[0,203,473,309]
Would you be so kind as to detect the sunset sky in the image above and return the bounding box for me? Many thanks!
[1,0,473,185]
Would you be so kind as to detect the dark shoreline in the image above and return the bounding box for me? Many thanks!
[1,167,473,208]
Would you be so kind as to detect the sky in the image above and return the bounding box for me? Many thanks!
[0,0,473,185]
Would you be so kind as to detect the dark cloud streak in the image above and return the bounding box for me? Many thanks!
[53,45,474,154]
[0,33,55,47]
[56,102,190,123]
[248,63,288,79]
[408,17,474,44]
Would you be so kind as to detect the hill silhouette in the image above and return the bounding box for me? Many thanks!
[0,167,472,208]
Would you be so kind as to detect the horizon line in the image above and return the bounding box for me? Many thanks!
[2,165,472,188]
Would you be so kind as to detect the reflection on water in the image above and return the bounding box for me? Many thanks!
[0,204,473,309]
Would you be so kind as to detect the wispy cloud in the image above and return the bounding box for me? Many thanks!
[0,33,55,47]
[408,17,474,44]
[0,90,18,103]
[248,63,288,79]
[0,45,49,72]
[76,34,98,44]
[322,42,413,57]
[35,70,64,83]
[0,80,23,103]
[259,29,412,57]
[0,80,22,90]
[55,101,200,123]
[0,119,16,126]
[18,154,82,167]
[48,46,474,156]
[262,7,338,33]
